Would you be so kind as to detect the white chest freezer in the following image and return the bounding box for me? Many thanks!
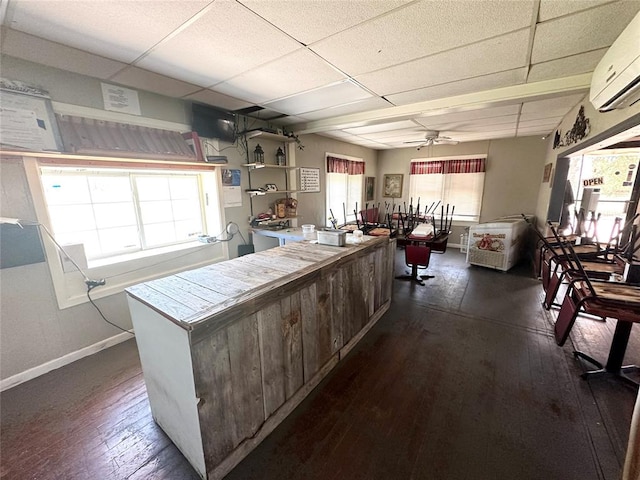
[466,217,529,271]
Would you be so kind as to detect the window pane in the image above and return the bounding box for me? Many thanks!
[445,173,484,221]
[93,202,137,229]
[327,173,348,226]
[170,176,198,199]
[175,219,203,239]
[88,176,132,203]
[140,200,173,224]
[48,205,96,232]
[136,176,170,201]
[42,174,91,205]
[98,226,140,254]
[172,198,201,221]
[144,222,177,247]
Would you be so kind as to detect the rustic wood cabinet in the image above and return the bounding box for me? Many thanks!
[126,237,395,479]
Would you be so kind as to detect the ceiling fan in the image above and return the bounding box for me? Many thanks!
[405,130,459,150]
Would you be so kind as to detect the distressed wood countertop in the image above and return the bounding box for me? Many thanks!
[126,236,389,331]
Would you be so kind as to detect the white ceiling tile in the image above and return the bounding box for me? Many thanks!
[299,97,391,120]
[310,0,534,75]
[520,94,585,114]
[516,126,556,135]
[517,118,561,129]
[355,29,530,96]
[344,120,421,135]
[538,0,612,22]
[387,69,527,105]
[519,113,564,122]
[6,0,210,63]
[264,80,373,115]
[531,2,640,63]
[1,28,126,79]
[417,104,522,125]
[213,49,346,104]
[527,48,606,82]
[425,116,519,132]
[238,0,411,45]
[110,66,201,98]
[183,89,254,112]
[359,129,435,142]
[274,116,307,126]
[137,1,301,87]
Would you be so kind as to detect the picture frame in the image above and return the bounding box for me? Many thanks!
[365,176,375,201]
[265,183,278,192]
[542,163,552,183]
[383,174,403,198]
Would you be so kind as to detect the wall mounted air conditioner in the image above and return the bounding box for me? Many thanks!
[589,11,640,112]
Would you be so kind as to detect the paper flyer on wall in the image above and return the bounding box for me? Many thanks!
[222,169,242,207]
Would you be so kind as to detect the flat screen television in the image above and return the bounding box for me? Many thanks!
[191,103,236,143]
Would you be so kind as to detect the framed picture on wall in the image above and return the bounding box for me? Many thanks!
[365,176,375,201]
[542,163,553,183]
[383,174,403,198]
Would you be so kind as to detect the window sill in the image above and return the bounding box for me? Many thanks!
[89,241,203,269]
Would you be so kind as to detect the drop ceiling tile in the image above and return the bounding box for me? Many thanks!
[359,129,435,142]
[517,118,562,129]
[137,0,301,87]
[454,128,517,141]
[519,113,564,123]
[417,105,522,125]
[310,0,534,76]
[355,29,530,96]
[264,80,373,115]
[1,29,126,79]
[274,116,307,126]
[213,49,346,104]
[520,94,585,114]
[387,68,527,105]
[238,0,411,45]
[531,2,640,63]
[527,48,607,82]
[426,116,519,132]
[538,0,612,22]
[299,97,391,120]
[516,126,557,135]
[111,66,201,98]
[344,120,420,135]
[6,0,210,63]
[183,89,254,112]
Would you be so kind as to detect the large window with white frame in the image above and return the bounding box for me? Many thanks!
[325,154,364,226]
[409,156,486,222]
[40,167,208,262]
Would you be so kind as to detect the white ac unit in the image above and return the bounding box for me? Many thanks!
[589,11,640,112]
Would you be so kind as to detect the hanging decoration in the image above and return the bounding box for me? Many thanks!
[553,106,590,149]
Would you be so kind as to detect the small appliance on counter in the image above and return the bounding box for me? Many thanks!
[317,229,347,247]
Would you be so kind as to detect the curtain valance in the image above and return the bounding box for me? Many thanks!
[327,155,365,175]
[411,157,485,175]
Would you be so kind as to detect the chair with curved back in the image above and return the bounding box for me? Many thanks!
[395,244,432,286]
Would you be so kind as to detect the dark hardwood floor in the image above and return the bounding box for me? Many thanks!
[1,248,638,479]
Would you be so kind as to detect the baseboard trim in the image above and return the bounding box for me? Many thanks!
[0,331,133,392]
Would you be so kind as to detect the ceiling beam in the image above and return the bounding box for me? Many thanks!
[293,73,592,134]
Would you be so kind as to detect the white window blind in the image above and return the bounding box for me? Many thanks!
[409,156,486,222]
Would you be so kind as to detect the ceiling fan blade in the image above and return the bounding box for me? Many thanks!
[434,138,459,145]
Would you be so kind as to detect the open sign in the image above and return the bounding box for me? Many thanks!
[583,177,604,187]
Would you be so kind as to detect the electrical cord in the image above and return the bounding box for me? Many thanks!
[86,285,134,336]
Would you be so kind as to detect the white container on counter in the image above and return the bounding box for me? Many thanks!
[302,224,315,240]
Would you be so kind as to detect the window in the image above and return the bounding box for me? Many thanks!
[325,155,364,226]
[40,167,208,263]
[409,156,486,222]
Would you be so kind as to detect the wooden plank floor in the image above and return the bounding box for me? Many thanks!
[1,249,638,480]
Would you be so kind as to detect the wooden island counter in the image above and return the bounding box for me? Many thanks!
[125,235,395,479]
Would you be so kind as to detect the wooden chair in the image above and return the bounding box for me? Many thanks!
[552,238,640,386]
[395,245,432,286]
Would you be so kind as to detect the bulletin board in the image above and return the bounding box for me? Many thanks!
[0,88,63,152]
